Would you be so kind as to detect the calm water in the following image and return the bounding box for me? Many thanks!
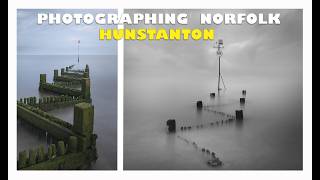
[17,55,117,170]
[124,67,302,170]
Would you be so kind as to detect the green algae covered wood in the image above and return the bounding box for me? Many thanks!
[18,150,28,169]
[37,145,45,163]
[28,148,37,166]
[68,136,78,153]
[18,64,97,170]
[57,141,66,156]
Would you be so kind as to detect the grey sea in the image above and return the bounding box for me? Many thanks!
[124,60,303,170]
[17,55,117,170]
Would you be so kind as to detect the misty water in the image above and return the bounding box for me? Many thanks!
[17,55,117,170]
[124,66,302,170]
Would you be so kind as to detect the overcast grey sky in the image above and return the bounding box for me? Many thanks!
[17,9,117,55]
[124,9,302,80]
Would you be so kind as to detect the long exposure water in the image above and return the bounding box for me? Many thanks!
[17,55,117,170]
[124,64,302,170]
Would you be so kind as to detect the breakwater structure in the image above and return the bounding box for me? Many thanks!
[165,90,247,168]
[52,64,89,84]
[163,40,249,168]
[17,64,98,170]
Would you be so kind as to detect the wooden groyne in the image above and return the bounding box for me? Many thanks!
[165,91,247,168]
[17,64,98,170]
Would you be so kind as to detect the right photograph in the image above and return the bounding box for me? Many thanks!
[124,9,302,170]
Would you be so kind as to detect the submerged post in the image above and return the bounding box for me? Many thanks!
[57,141,66,156]
[85,64,89,74]
[166,119,176,133]
[18,150,28,169]
[73,102,94,151]
[39,74,47,90]
[40,74,46,84]
[37,145,45,163]
[73,103,94,136]
[196,101,203,109]
[235,110,243,120]
[28,149,37,166]
[54,69,58,80]
[81,78,91,102]
[68,136,78,153]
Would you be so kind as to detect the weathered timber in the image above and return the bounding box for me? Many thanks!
[40,74,91,102]
[18,135,97,170]
[21,150,97,170]
[17,103,75,139]
[18,64,96,170]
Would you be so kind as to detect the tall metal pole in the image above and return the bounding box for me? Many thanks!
[214,39,225,93]
[77,40,80,63]
[218,55,221,91]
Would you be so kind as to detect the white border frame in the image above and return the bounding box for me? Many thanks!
[8,0,312,180]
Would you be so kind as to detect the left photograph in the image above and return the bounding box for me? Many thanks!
[17,9,117,170]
